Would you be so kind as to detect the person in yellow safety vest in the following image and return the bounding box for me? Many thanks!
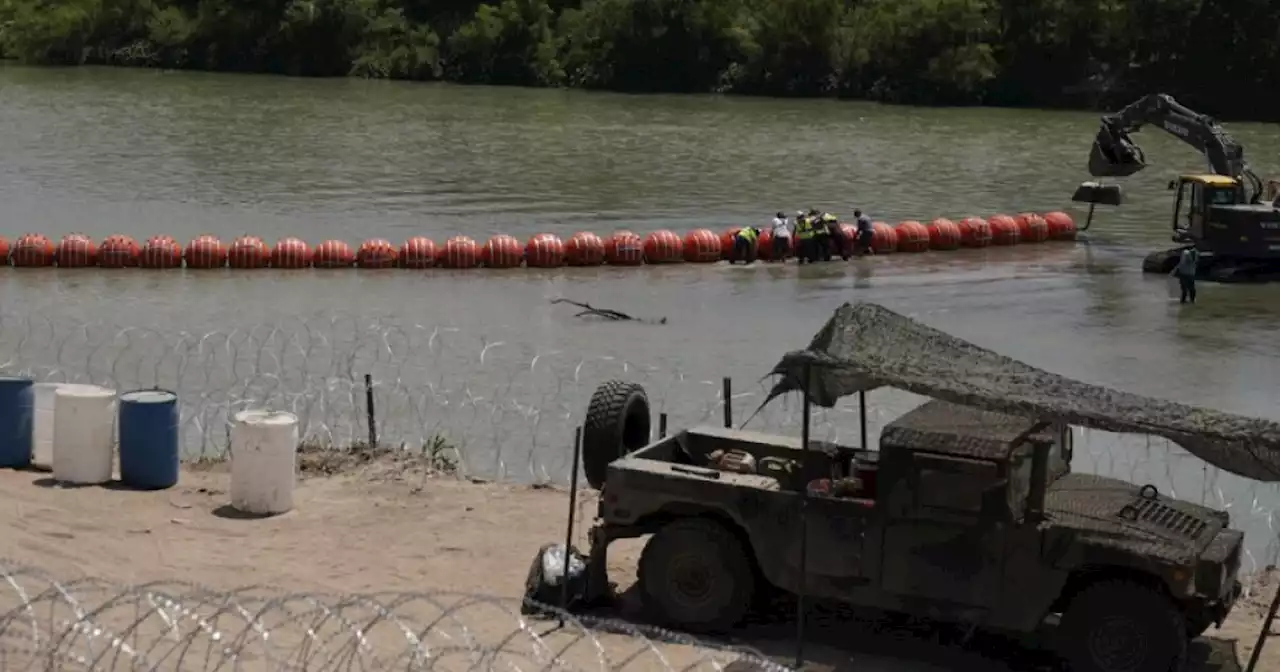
[820,211,846,260]
[808,208,830,262]
[731,225,759,264]
[795,211,817,264]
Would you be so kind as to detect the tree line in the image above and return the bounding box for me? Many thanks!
[1,0,1277,121]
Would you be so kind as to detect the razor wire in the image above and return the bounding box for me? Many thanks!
[0,561,787,671]
[0,310,1277,569]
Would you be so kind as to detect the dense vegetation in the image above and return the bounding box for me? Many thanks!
[1,0,1277,120]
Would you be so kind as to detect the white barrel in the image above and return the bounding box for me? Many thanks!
[51,384,118,485]
[229,410,299,515]
[31,383,61,470]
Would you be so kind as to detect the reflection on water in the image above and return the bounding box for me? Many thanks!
[0,65,1279,567]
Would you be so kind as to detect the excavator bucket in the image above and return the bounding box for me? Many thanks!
[1088,126,1147,177]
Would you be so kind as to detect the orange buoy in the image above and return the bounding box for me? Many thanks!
[185,235,226,269]
[565,232,605,266]
[440,236,481,269]
[399,237,437,269]
[314,240,355,268]
[926,218,961,250]
[683,229,722,263]
[139,236,182,269]
[835,223,858,257]
[643,230,683,264]
[228,235,269,269]
[894,221,930,253]
[1015,213,1050,243]
[605,230,644,266]
[271,237,313,268]
[1044,211,1077,240]
[526,233,566,268]
[957,217,993,248]
[987,215,1021,246]
[55,234,97,268]
[719,228,740,260]
[98,235,139,268]
[357,238,398,269]
[0,236,8,265]
[482,234,523,268]
[11,233,54,267]
[870,222,898,254]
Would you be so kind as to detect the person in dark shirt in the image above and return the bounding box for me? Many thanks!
[854,210,874,257]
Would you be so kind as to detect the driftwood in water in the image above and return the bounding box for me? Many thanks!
[551,298,667,324]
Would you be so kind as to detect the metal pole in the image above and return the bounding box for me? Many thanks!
[560,426,583,625]
[723,377,733,428]
[795,363,812,670]
[858,390,868,449]
[364,374,378,449]
[1246,578,1280,672]
[659,413,668,438]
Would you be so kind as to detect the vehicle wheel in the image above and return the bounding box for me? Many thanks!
[1141,248,1179,274]
[582,380,651,490]
[1058,580,1187,672]
[638,518,754,632]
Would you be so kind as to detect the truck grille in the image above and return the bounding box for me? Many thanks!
[1122,499,1208,539]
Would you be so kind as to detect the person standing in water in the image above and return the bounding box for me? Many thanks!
[1172,246,1200,304]
[854,209,875,257]
[730,225,759,264]
[770,212,791,261]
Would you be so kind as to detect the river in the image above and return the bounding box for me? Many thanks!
[1,64,1279,569]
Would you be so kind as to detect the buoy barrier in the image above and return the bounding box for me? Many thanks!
[51,384,117,485]
[117,389,180,490]
[0,376,34,469]
[0,212,1078,270]
[230,409,299,516]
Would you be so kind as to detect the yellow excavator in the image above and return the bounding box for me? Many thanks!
[1087,93,1280,282]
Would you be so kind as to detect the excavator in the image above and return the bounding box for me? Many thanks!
[1087,93,1280,282]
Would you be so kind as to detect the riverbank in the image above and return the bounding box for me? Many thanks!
[0,449,1274,672]
[1,0,1276,122]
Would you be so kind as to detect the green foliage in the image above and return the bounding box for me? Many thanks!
[1,0,1277,118]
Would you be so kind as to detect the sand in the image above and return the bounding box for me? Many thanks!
[0,450,1274,672]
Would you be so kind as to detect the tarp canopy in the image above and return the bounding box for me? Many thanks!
[766,302,1280,482]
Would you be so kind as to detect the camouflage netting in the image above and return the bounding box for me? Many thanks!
[766,302,1280,482]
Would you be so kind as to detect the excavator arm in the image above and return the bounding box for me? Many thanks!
[1088,93,1263,202]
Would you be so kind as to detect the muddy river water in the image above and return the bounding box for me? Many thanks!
[2,65,1279,566]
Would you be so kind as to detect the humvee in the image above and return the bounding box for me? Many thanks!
[578,380,1245,672]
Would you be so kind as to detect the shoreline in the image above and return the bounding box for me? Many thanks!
[1,447,1275,671]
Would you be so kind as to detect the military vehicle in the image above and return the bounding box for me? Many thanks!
[565,303,1280,672]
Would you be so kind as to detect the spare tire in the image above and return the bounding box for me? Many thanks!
[583,380,651,489]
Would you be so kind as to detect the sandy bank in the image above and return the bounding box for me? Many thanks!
[0,452,1274,671]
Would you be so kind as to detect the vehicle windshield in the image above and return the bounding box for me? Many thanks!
[1206,186,1236,205]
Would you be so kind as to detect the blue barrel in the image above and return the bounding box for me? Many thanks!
[118,389,180,490]
[0,376,34,468]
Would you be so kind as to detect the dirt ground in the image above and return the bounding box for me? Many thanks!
[0,449,1275,672]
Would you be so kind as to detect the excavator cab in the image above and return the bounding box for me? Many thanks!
[1169,175,1280,261]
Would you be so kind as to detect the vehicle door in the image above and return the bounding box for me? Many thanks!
[781,491,872,581]
[1188,181,1205,237]
[879,452,1008,608]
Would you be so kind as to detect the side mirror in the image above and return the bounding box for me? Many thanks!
[1168,180,1177,191]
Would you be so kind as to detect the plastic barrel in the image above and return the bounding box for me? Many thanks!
[0,376,34,468]
[118,389,180,490]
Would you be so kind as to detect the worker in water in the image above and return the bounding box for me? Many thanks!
[770,212,791,261]
[820,211,845,260]
[731,224,759,264]
[795,210,817,264]
[809,209,830,261]
[853,209,875,257]
[1172,246,1200,304]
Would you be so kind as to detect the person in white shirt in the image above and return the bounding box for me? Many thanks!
[770,212,791,261]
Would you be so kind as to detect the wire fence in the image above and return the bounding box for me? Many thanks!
[1,310,1278,570]
[0,561,785,671]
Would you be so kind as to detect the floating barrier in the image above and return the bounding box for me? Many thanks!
[117,390,180,490]
[51,384,117,485]
[230,410,299,516]
[0,212,1077,270]
[0,376,34,469]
